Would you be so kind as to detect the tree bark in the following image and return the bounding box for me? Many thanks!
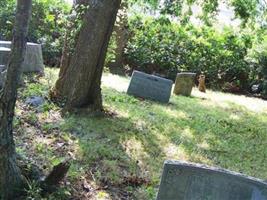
[0,0,32,199]
[109,1,129,69]
[54,0,121,111]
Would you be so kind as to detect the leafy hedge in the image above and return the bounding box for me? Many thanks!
[124,16,254,90]
[248,36,267,96]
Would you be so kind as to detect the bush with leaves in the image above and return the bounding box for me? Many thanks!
[248,35,267,96]
[125,15,253,90]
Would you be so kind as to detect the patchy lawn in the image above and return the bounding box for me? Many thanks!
[15,68,267,199]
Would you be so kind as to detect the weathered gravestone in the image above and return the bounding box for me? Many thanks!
[157,160,267,200]
[0,41,44,73]
[127,70,173,103]
[173,72,196,96]
[0,47,11,65]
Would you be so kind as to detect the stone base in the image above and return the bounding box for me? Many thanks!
[0,41,44,73]
[0,70,6,88]
[0,65,24,89]
[0,47,11,65]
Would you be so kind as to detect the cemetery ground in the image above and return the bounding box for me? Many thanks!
[16,68,267,199]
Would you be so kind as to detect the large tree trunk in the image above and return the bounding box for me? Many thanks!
[54,0,121,111]
[0,0,32,199]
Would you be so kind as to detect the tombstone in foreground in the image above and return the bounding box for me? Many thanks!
[0,41,44,73]
[157,160,267,200]
[173,72,196,96]
[127,70,173,103]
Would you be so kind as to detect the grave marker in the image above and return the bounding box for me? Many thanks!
[0,47,11,65]
[157,160,267,200]
[0,41,44,73]
[127,70,173,103]
[173,72,196,96]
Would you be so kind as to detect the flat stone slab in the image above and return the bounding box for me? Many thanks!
[127,70,173,103]
[26,96,45,107]
[157,160,267,200]
[0,41,44,73]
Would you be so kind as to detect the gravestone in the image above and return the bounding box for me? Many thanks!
[0,41,44,73]
[127,70,173,103]
[157,160,267,200]
[0,70,6,88]
[0,47,11,65]
[0,65,7,88]
[0,65,5,72]
[173,72,196,96]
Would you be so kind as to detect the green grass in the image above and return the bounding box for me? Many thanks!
[17,68,267,199]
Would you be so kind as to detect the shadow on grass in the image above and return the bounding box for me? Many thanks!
[61,112,163,199]
[160,95,267,178]
[60,88,267,199]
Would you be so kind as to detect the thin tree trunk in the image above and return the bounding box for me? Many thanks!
[109,1,129,69]
[54,0,121,111]
[0,0,32,199]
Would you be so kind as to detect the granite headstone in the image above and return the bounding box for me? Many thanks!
[173,72,196,96]
[127,70,173,103]
[0,41,44,73]
[157,160,267,200]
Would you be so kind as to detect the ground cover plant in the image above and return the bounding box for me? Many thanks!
[15,68,267,199]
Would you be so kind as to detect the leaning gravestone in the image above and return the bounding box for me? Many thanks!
[0,41,44,73]
[173,72,196,96]
[157,160,267,200]
[127,70,173,103]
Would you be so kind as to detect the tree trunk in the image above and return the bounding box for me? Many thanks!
[109,1,129,69]
[0,0,32,199]
[54,0,121,111]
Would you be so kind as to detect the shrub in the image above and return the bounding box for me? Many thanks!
[124,15,253,90]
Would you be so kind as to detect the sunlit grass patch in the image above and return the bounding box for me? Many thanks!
[16,68,267,199]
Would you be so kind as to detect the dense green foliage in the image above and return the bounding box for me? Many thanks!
[112,0,266,94]
[124,16,254,89]
[1,0,266,94]
[0,0,70,66]
[249,35,267,95]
